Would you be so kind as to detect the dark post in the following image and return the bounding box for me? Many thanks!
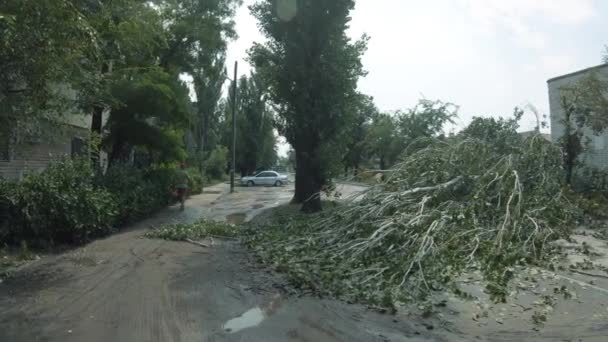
[230,61,238,193]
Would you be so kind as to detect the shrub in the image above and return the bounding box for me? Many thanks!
[2,159,117,246]
[98,164,179,225]
[186,168,205,194]
[204,146,228,180]
[1,158,208,247]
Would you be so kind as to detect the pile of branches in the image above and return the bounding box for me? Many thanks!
[246,134,582,305]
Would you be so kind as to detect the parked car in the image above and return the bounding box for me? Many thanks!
[240,171,289,187]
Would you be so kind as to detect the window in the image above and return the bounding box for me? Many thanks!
[71,137,86,157]
[257,172,274,177]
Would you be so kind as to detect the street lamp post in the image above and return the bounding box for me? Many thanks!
[230,61,238,193]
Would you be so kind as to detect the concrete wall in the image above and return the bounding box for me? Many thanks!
[548,64,608,170]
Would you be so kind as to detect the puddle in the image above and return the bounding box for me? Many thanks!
[251,204,265,209]
[223,294,283,334]
[226,213,247,225]
[203,190,222,194]
[223,307,265,333]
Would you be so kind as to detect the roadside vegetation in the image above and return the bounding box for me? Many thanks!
[2,0,608,326]
[245,116,581,307]
[0,0,272,251]
[0,157,205,247]
[148,106,608,313]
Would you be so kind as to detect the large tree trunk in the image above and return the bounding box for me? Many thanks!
[298,148,323,213]
[291,149,305,204]
[379,156,386,171]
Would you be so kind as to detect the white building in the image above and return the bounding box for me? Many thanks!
[548,63,608,170]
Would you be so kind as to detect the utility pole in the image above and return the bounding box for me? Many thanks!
[230,61,238,193]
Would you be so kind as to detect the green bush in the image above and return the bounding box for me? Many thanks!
[2,159,117,246]
[186,168,205,194]
[1,158,209,247]
[204,146,228,180]
[98,164,184,225]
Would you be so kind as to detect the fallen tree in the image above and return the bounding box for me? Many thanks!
[245,126,582,306]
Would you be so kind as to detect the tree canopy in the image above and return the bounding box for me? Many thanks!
[250,0,368,212]
[223,73,277,176]
[0,0,99,130]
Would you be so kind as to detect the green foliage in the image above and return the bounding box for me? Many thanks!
[250,0,368,212]
[1,159,117,246]
[158,0,240,71]
[97,164,171,225]
[224,73,277,176]
[186,168,205,194]
[204,145,229,180]
[365,113,400,169]
[245,114,581,306]
[342,93,377,172]
[1,0,99,129]
[104,67,191,164]
[363,99,457,170]
[0,157,202,246]
[146,219,238,241]
[397,99,457,143]
[157,0,240,169]
[190,55,227,162]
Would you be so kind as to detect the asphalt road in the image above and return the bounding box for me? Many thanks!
[0,183,446,342]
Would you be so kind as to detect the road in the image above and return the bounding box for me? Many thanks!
[0,183,446,342]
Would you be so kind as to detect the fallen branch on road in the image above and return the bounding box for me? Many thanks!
[245,133,582,306]
[185,239,210,248]
[145,220,239,242]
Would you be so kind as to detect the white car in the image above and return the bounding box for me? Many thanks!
[241,171,289,187]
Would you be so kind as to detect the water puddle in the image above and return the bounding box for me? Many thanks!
[223,307,265,333]
[251,204,265,209]
[223,294,282,334]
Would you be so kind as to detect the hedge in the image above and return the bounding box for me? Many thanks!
[0,159,205,247]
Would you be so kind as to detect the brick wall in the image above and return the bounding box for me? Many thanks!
[0,124,89,180]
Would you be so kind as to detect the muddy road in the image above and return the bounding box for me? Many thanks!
[0,183,445,342]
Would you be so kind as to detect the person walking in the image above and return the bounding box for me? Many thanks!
[176,162,190,211]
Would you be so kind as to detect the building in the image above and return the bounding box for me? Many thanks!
[0,110,109,180]
[548,63,608,170]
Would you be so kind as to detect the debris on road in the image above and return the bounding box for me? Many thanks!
[145,219,238,242]
[245,131,584,307]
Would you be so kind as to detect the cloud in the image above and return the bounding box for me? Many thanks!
[459,0,595,49]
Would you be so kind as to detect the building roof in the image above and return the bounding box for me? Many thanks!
[547,63,608,83]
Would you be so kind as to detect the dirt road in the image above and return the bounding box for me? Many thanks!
[0,183,445,342]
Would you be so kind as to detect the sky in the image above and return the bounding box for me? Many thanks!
[225,0,608,155]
